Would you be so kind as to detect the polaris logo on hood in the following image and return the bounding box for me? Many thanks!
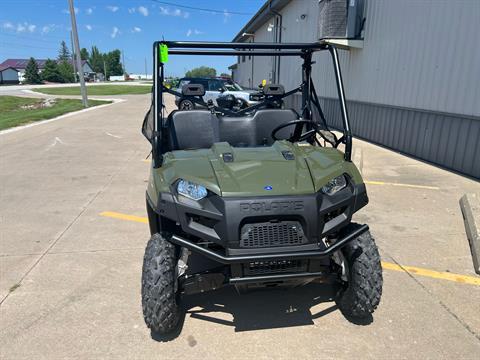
[239,200,304,213]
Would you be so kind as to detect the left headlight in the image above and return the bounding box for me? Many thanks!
[177,179,208,200]
[321,175,347,195]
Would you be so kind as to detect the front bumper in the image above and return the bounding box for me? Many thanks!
[148,181,368,260]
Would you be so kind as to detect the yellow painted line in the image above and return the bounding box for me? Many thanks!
[99,211,148,224]
[99,211,479,286]
[365,180,440,190]
[381,261,480,286]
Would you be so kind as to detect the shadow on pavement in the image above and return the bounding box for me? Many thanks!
[155,282,339,342]
[150,256,373,341]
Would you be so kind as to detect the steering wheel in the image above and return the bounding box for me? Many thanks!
[271,119,339,146]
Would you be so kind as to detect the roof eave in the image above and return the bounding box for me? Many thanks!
[232,0,290,42]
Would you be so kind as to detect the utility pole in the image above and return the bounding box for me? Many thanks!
[103,60,107,81]
[70,30,77,82]
[122,49,126,78]
[144,57,147,79]
[68,0,87,107]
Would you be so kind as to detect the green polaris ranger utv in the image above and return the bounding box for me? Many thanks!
[141,40,382,334]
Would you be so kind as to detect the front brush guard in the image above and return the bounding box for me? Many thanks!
[169,224,368,264]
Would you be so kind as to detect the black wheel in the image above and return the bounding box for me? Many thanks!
[178,99,195,110]
[142,233,182,334]
[334,223,383,319]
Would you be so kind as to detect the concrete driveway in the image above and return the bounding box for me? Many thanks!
[0,93,479,359]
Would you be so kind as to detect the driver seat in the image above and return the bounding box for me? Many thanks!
[252,109,298,145]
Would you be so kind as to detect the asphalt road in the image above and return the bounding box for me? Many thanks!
[1,90,479,359]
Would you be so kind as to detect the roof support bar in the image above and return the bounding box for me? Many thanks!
[159,41,325,50]
[168,49,305,56]
[328,45,352,162]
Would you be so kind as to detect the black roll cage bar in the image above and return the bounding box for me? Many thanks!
[152,41,352,168]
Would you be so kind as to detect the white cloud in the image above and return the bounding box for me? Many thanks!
[111,26,120,38]
[86,7,93,15]
[40,24,59,35]
[85,24,92,31]
[138,6,149,16]
[2,22,14,30]
[12,22,36,33]
[223,9,232,23]
[107,6,119,13]
[4,21,38,33]
[159,6,189,18]
[132,26,142,33]
[128,7,136,14]
[186,29,203,37]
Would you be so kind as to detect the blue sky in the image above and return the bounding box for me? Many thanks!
[0,0,264,76]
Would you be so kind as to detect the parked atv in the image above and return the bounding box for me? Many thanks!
[141,40,382,335]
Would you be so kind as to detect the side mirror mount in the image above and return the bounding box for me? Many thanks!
[218,87,225,93]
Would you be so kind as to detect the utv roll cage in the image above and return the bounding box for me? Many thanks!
[150,41,352,168]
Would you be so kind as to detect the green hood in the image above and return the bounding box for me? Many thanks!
[150,141,362,198]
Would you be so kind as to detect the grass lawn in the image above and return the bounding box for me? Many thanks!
[0,96,110,131]
[33,84,151,96]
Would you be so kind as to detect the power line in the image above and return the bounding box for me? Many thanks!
[0,32,67,44]
[0,41,57,50]
[147,0,254,16]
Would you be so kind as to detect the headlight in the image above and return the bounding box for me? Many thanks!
[249,93,263,101]
[177,179,208,200]
[321,175,347,195]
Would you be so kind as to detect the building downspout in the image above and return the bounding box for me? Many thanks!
[269,0,282,83]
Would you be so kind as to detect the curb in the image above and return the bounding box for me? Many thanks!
[459,193,480,274]
[0,96,125,136]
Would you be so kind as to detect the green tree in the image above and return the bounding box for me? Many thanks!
[41,59,63,83]
[104,49,123,77]
[80,48,89,61]
[185,66,216,78]
[58,41,71,61]
[58,60,75,83]
[89,46,104,74]
[24,57,42,84]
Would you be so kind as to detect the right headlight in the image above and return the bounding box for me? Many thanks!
[321,175,347,195]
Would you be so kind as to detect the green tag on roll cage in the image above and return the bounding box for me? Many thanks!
[159,44,168,63]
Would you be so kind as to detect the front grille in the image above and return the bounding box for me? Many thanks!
[244,260,308,276]
[240,221,306,248]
